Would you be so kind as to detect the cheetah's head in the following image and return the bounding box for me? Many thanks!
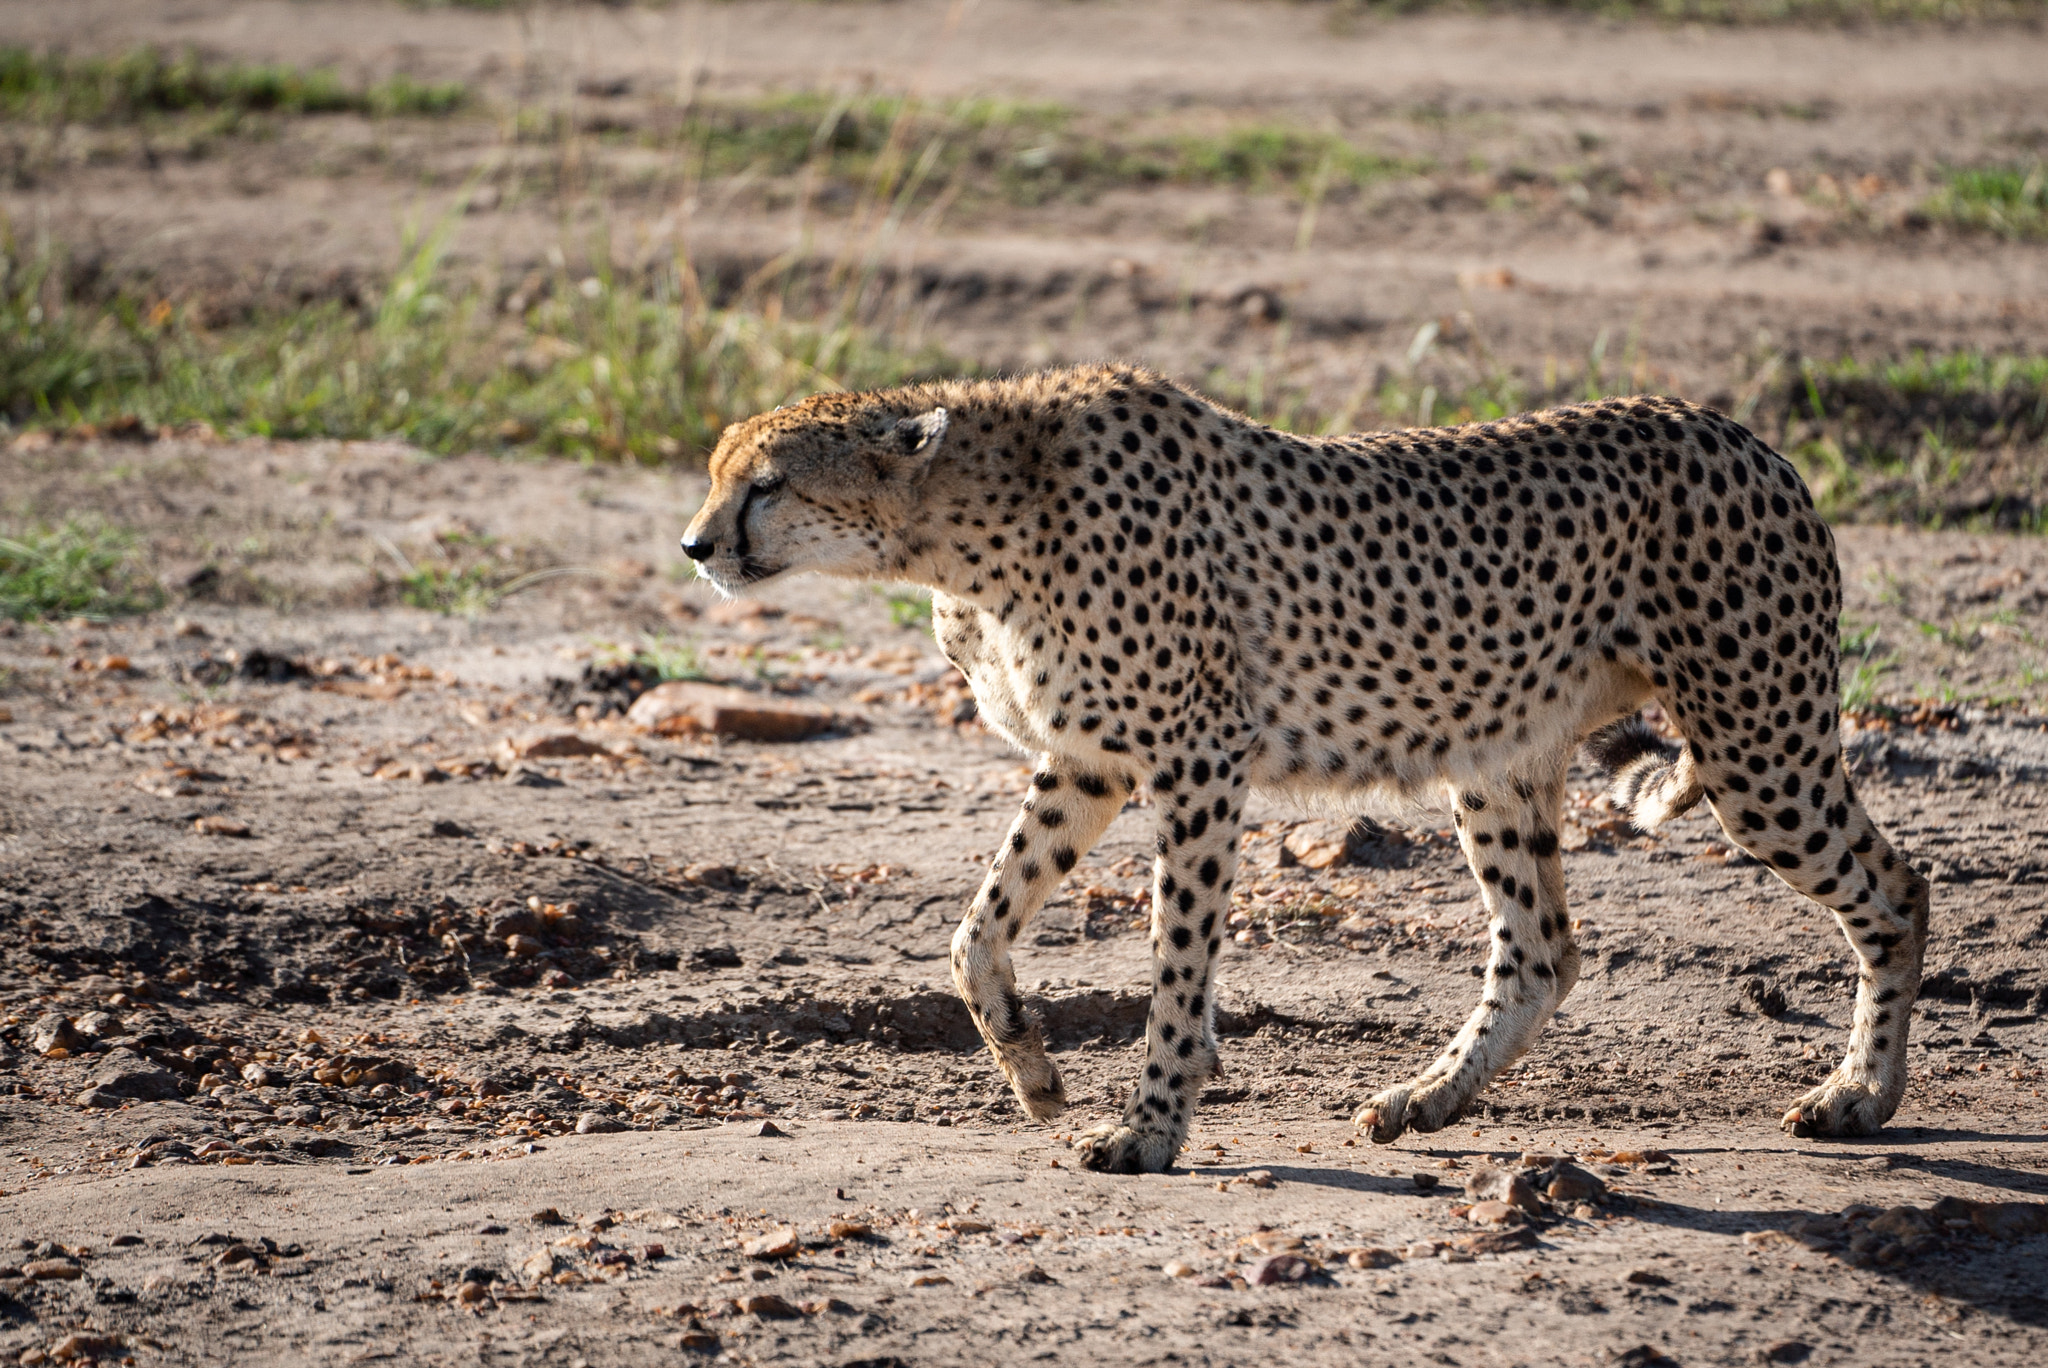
[680,392,950,593]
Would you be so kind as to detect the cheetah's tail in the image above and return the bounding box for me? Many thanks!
[1583,715,1703,833]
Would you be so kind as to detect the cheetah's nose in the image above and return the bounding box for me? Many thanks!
[681,535,715,562]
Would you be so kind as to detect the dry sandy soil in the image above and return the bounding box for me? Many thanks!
[2,3,2048,1366]
[0,432,2045,1367]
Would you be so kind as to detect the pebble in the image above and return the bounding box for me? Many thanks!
[827,1221,871,1240]
[49,1334,122,1362]
[740,1291,802,1317]
[741,1228,800,1260]
[1347,1247,1400,1269]
[1467,1200,1521,1226]
[1163,1259,1199,1278]
[1464,1162,1541,1213]
[1411,1172,1439,1192]
[1244,1253,1317,1285]
[905,1273,951,1288]
[23,1260,82,1281]
[530,1208,568,1226]
[1243,1230,1304,1254]
[1546,1162,1607,1203]
[575,1113,627,1135]
[30,1014,84,1058]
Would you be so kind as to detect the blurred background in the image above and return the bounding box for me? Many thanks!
[1,0,2042,512]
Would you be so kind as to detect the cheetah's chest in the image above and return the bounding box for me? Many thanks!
[932,595,1070,757]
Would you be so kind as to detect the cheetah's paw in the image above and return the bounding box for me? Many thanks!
[1781,1075,1893,1139]
[1353,1086,1413,1145]
[1072,1122,1176,1174]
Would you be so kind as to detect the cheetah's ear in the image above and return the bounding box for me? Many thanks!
[879,408,948,483]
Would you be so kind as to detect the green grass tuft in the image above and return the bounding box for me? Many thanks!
[0,518,161,621]
[1921,163,2048,241]
[0,46,466,125]
[0,225,962,464]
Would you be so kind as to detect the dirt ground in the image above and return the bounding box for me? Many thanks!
[1,432,2045,1367]
[3,3,2048,1366]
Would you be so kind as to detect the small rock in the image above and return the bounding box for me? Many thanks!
[1465,1162,1541,1213]
[1467,1199,1522,1226]
[505,934,544,959]
[487,908,543,941]
[428,818,473,838]
[454,1280,490,1305]
[1622,1268,1671,1286]
[827,1220,871,1240]
[1455,1227,1538,1255]
[1573,1202,1600,1220]
[625,681,836,742]
[520,1249,562,1282]
[741,1228,800,1260]
[1235,1169,1275,1189]
[48,1334,122,1362]
[739,1292,802,1318]
[1401,1241,1440,1260]
[1410,1172,1439,1192]
[755,1120,787,1137]
[905,1272,951,1287]
[681,863,739,889]
[1755,1341,1813,1365]
[22,1259,82,1281]
[1546,1162,1606,1203]
[1163,1258,1199,1278]
[192,816,252,838]
[575,1112,627,1135]
[530,1208,568,1226]
[1346,1247,1400,1269]
[800,1296,855,1314]
[78,1052,183,1105]
[30,1014,84,1057]
[211,1244,263,1270]
[1242,1230,1304,1253]
[500,732,613,761]
[1244,1253,1317,1285]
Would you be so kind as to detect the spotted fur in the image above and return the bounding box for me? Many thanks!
[681,364,1931,1171]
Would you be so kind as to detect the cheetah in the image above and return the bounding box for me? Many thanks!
[680,364,1929,1173]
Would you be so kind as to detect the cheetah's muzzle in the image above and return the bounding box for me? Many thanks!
[683,365,1930,1172]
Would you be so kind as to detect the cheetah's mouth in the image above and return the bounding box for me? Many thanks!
[693,556,784,593]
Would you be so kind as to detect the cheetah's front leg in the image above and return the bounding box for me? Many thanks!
[1073,758,1243,1174]
[951,760,1133,1123]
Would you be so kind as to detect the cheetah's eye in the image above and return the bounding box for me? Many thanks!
[752,475,785,495]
